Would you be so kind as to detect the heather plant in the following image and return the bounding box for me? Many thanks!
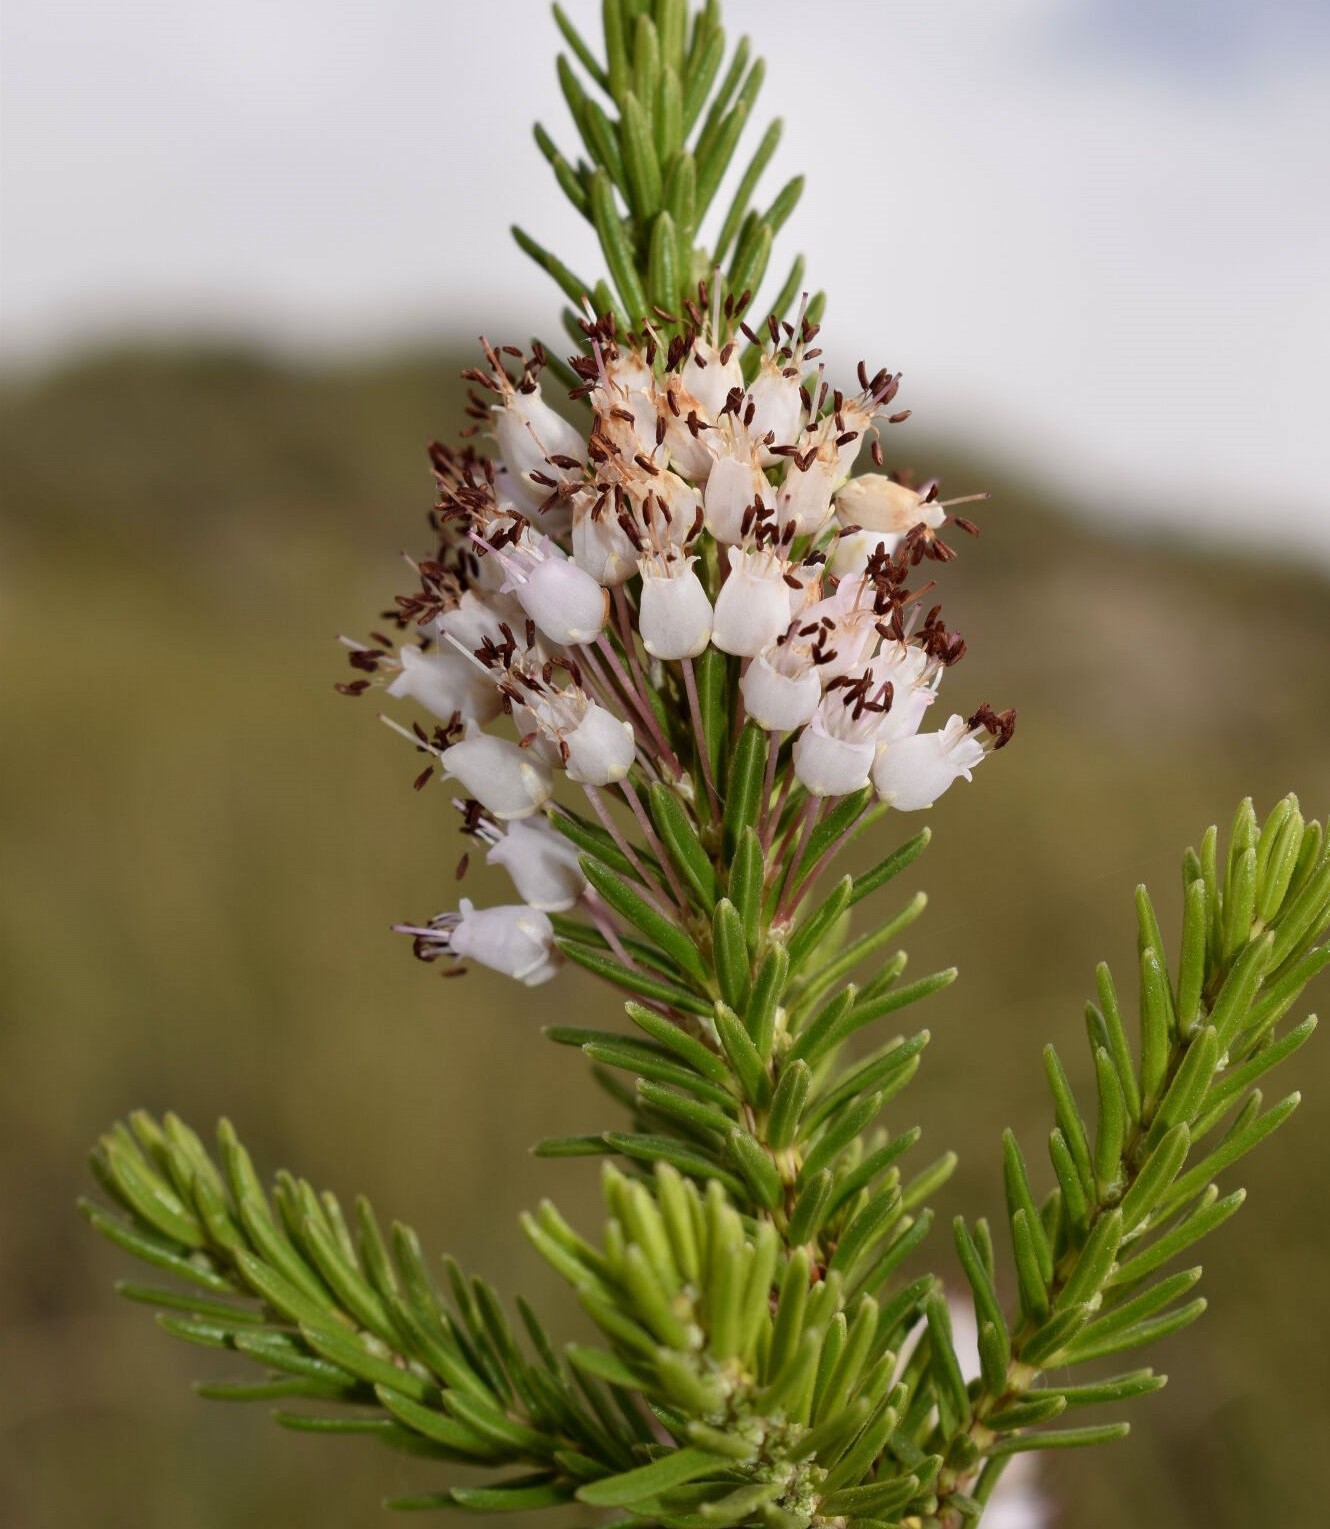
[82,4,1328,1525]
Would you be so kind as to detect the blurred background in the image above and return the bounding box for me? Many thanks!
[1,2,1327,1527]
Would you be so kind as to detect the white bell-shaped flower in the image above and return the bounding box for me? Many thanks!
[741,641,822,732]
[572,501,639,586]
[801,575,884,680]
[711,546,796,657]
[466,499,527,588]
[649,469,705,544]
[528,686,637,786]
[877,678,937,745]
[743,354,804,462]
[492,382,586,486]
[829,528,901,579]
[835,475,946,537]
[872,714,986,810]
[563,702,637,785]
[436,588,525,654]
[441,729,553,819]
[387,644,502,725]
[593,348,661,461]
[638,550,713,660]
[506,698,564,767]
[448,899,559,985]
[499,533,608,646]
[872,643,939,744]
[681,339,744,422]
[704,450,772,543]
[785,559,823,620]
[834,424,868,480]
[484,818,586,911]
[792,686,885,797]
[776,446,839,536]
[661,377,718,482]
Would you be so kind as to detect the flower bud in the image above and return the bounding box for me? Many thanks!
[639,553,713,660]
[502,535,608,646]
[562,701,637,785]
[711,547,795,657]
[441,730,553,819]
[448,899,559,985]
[524,681,637,786]
[387,644,502,725]
[484,818,586,911]
[835,475,945,537]
[741,643,822,732]
[872,714,986,810]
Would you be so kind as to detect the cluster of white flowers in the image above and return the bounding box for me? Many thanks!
[343,309,1013,985]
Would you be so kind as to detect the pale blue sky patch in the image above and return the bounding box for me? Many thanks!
[1055,0,1330,77]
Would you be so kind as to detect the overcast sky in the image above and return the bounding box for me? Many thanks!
[3,1,1328,561]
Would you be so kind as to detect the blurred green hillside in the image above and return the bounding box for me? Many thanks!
[1,347,1327,1528]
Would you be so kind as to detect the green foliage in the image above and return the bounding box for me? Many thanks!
[86,802,1328,1524]
[931,796,1328,1523]
[71,0,1330,1523]
[82,1115,647,1508]
[518,0,820,339]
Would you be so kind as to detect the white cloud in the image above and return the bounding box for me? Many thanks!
[2,0,1327,561]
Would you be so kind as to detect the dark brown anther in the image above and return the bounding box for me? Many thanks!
[968,704,1018,749]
